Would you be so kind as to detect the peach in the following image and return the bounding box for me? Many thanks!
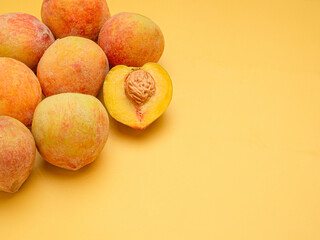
[103,63,172,130]
[0,13,55,71]
[98,12,165,67]
[41,0,111,41]
[32,93,109,170]
[0,58,42,126]
[0,116,36,193]
[37,36,109,97]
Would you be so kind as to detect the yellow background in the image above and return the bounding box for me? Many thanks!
[1,0,320,239]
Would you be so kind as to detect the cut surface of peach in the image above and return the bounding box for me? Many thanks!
[103,63,173,130]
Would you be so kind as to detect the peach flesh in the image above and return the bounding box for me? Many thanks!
[0,57,42,126]
[98,12,165,67]
[0,13,55,71]
[42,0,111,41]
[103,63,173,130]
[0,116,36,193]
[32,93,109,171]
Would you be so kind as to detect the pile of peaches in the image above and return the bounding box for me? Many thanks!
[0,0,173,193]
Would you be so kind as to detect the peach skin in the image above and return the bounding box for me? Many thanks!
[0,13,55,71]
[37,36,109,97]
[42,0,111,41]
[98,12,165,67]
[32,93,109,171]
[0,57,42,126]
[0,116,36,193]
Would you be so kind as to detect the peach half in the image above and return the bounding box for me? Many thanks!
[103,63,172,130]
[0,116,36,193]
[32,93,109,171]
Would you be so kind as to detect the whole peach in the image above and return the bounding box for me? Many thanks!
[98,12,165,67]
[0,58,42,126]
[37,36,109,97]
[42,0,111,41]
[0,116,36,193]
[0,13,55,71]
[32,93,109,171]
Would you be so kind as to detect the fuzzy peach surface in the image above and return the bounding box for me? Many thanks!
[0,57,42,126]
[32,93,109,171]
[0,116,36,193]
[42,0,111,41]
[98,12,165,67]
[37,36,109,97]
[0,13,55,71]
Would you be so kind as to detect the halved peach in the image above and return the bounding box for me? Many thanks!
[103,63,173,130]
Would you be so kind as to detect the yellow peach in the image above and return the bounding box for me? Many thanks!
[32,93,109,171]
[0,116,36,193]
[0,57,42,126]
[42,0,111,41]
[103,63,172,130]
[98,12,165,67]
[37,36,109,97]
[0,13,55,71]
